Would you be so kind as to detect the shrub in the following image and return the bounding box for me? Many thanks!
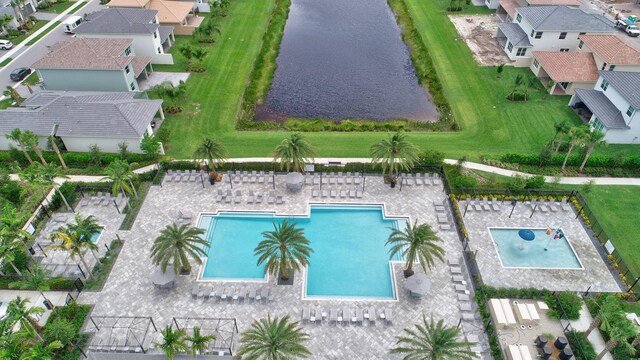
[567,331,597,360]
[420,149,445,165]
[0,180,22,205]
[44,318,76,346]
[88,145,103,166]
[525,175,545,189]
[545,292,582,320]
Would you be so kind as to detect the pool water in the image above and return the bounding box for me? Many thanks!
[199,205,403,299]
[90,229,103,243]
[489,228,582,269]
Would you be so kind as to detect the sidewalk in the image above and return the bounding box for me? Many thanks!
[569,303,613,360]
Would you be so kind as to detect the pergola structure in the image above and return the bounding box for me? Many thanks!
[171,317,238,356]
[86,316,157,354]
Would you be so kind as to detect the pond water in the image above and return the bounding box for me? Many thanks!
[256,0,438,121]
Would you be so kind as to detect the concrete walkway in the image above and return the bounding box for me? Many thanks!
[570,303,613,360]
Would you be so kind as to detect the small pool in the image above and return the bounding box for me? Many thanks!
[90,229,103,243]
[198,205,404,299]
[489,228,582,269]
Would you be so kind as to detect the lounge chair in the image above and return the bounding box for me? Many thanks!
[450,266,462,274]
[330,189,337,198]
[548,201,558,212]
[448,258,460,266]
[330,309,338,324]
[178,211,192,222]
[164,173,174,183]
[452,275,466,284]
[355,308,363,324]
[191,285,200,298]
[267,289,274,302]
[455,284,470,294]
[102,195,111,206]
[259,287,268,303]
[197,286,205,298]
[356,190,363,198]
[234,190,242,204]
[461,313,476,321]
[434,200,446,213]
[302,308,310,323]
[220,287,228,302]
[440,224,452,231]
[79,197,90,207]
[342,307,350,324]
[560,198,571,211]
[459,303,473,311]
[255,288,262,302]
[457,294,470,301]
[115,193,123,205]
[93,192,104,205]
[267,193,275,204]
[206,287,216,300]
[345,177,352,185]
[256,193,263,204]
[309,308,317,322]
[415,177,423,186]
[276,195,284,204]
[491,198,501,211]
[340,189,347,198]
[312,189,320,197]
[225,190,232,204]
[482,198,491,211]
[382,308,393,324]
[321,189,329,198]
[472,200,482,211]
[247,191,255,204]
[248,289,256,302]
[349,190,356,198]
[437,214,448,224]
[367,307,376,324]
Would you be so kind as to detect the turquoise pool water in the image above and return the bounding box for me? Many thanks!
[199,205,403,299]
[90,229,103,243]
[489,228,582,269]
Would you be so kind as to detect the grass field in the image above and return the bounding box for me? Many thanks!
[158,0,638,160]
[39,0,75,13]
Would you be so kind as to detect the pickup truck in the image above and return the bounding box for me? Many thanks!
[616,19,640,37]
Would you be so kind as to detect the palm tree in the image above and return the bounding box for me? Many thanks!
[21,130,47,166]
[9,265,54,309]
[370,132,420,183]
[20,340,63,360]
[150,223,208,274]
[3,85,23,106]
[254,220,313,281]
[553,120,570,152]
[391,315,475,360]
[386,220,445,278]
[561,126,587,171]
[595,318,636,360]
[101,159,138,199]
[179,44,195,65]
[237,315,311,360]
[47,230,98,278]
[186,326,216,357]
[33,163,72,212]
[0,236,26,276]
[579,130,607,173]
[6,296,45,342]
[0,14,14,33]
[194,18,220,42]
[193,137,228,172]
[5,128,33,164]
[65,214,101,244]
[583,295,623,340]
[155,325,189,360]
[272,133,317,173]
[191,48,208,66]
[48,135,67,170]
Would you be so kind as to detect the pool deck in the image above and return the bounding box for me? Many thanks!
[460,199,622,293]
[78,174,491,359]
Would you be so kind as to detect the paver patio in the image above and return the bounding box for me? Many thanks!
[78,173,491,359]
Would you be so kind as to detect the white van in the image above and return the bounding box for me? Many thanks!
[62,16,83,33]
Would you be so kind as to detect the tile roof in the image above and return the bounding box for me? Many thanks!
[498,23,532,47]
[517,6,615,32]
[579,34,640,65]
[533,51,599,82]
[32,38,134,70]
[526,0,580,6]
[106,0,150,8]
[0,91,163,138]
[599,71,640,109]
[574,89,627,129]
[130,55,152,76]
[158,26,173,42]
[148,0,193,23]
[73,8,160,35]
[499,0,518,18]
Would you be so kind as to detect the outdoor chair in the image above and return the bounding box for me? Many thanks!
[276,195,284,204]
[340,189,347,198]
[337,177,344,185]
[302,308,310,323]
[472,200,482,211]
[247,190,255,204]
[178,211,192,221]
[164,173,173,183]
[330,190,337,198]
[191,285,200,298]
[382,308,393,324]
[560,198,571,211]
[101,195,111,206]
[482,198,491,211]
[416,177,423,186]
[216,190,224,202]
[330,309,338,324]
[248,289,256,302]
[329,177,336,185]
[93,192,104,205]
[434,201,445,213]
[305,177,313,185]
[255,288,263,302]
[234,190,242,204]
[337,308,345,324]
[313,177,320,185]
[115,193,123,205]
[346,177,352,185]
[356,308,364,324]
[457,294,470,301]
[450,266,462,274]
[181,171,190,182]
[267,194,275,204]
[310,308,317,322]
[267,289,274,302]
[198,286,205,298]
[220,287,228,302]
[437,214,448,224]
[462,313,475,321]
[349,190,356,198]
[367,307,376,324]
[356,190,363,198]
[79,197,90,207]
[403,177,413,186]
[312,189,320,197]
[225,190,232,204]
[491,198,501,211]
[206,287,216,300]
[452,275,466,284]
[440,224,452,231]
[321,189,329,198]
[548,201,558,212]
[256,193,263,204]
[448,258,460,266]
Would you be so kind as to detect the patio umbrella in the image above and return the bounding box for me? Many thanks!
[286,172,304,192]
[518,229,535,241]
[151,265,175,288]
[405,273,430,297]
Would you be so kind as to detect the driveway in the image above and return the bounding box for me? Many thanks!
[0,0,105,93]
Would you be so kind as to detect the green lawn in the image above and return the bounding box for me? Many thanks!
[1,21,48,48]
[26,21,60,46]
[158,0,638,160]
[40,0,75,13]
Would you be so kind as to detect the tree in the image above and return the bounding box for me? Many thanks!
[237,315,311,360]
[524,75,537,101]
[3,85,23,106]
[6,296,45,342]
[583,295,623,340]
[101,159,138,199]
[370,132,420,181]
[21,130,47,166]
[140,134,161,161]
[272,133,316,173]
[194,18,220,43]
[553,120,571,152]
[150,223,208,274]
[254,220,313,281]
[191,47,208,66]
[0,14,14,33]
[0,236,26,276]
[20,340,63,360]
[88,144,103,166]
[47,230,98,278]
[595,318,636,360]
[118,141,129,160]
[507,74,525,100]
[179,44,196,65]
[561,126,588,171]
[9,265,54,309]
[43,318,76,347]
[579,130,607,173]
[386,220,445,278]
[496,64,504,78]
[48,135,67,169]
[65,214,101,244]
[5,129,33,165]
[33,163,71,212]
[192,137,228,172]
[187,326,215,357]
[155,325,189,360]
[391,315,475,360]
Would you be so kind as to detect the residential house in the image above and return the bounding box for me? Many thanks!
[529,51,598,94]
[0,0,37,24]
[0,91,164,153]
[32,38,153,92]
[106,0,203,35]
[569,71,640,144]
[74,8,175,65]
[0,7,20,32]
[576,34,640,72]
[496,0,580,21]
[496,6,615,67]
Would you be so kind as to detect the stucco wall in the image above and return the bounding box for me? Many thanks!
[37,68,135,92]
[76,32,173,65]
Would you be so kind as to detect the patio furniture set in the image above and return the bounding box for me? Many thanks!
[164,170,206,183]
[528,198,572,213]
[302,307,393,326]
[304,172,363,186]
[190,285,274,303]
[399,172,442,186]
[79,192,125,208]
[311,187,363,199]
[433,198,453,231]
[449,258,476,322]
[213,189,284,205]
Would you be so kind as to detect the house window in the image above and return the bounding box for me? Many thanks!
[507,41,514,52]
[627,106,636,117]
[157,47,162,54]
[601,62,607,70]
[559,82,569,89]
[530,29,534,37]
[559,32,567,39]
[609,64,616,71]
[124,46,132,56]
[578,40,584,49]
[152,17,157,23]
[533,59,539,68]
[130,82,136,91]
[516,14,522,23]
[125,65,130,74]
[560,48,569,52]
[591,117,605,131]
[534,31,543,39]
[600,79,609,91]
[579,32,586,35]
[154,31,158,38]
[516,48,527,56]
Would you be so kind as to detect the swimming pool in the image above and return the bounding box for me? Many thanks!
[489,228,582,269]
[90,229,103,243]
[198,205,404,299]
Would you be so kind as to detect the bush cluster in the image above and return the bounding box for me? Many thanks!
[0,150,153,168]
[566,330,597,360]
[499,153,640,170]
[544,291,582,320]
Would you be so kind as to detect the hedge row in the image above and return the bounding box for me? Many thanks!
[0,149,153,168]
[499,153,640,169]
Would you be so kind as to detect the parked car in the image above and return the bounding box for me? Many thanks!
[616,19,640,37]
[0,40,13,50]
[62,15,83,33]
[10,67,32,81]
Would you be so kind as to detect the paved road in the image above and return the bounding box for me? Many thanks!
[0,0,104,92]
